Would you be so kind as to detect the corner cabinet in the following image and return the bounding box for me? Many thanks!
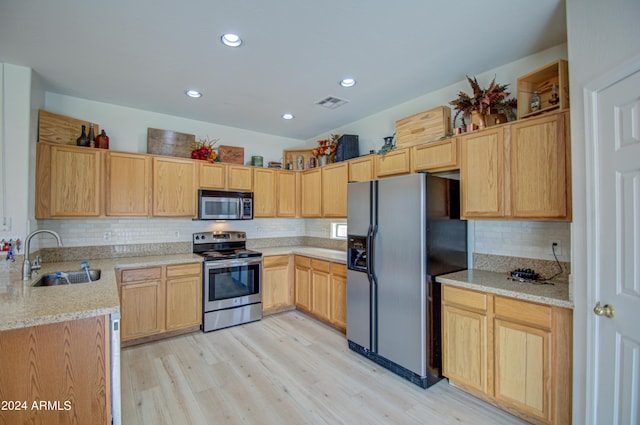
[460,110,571,221]
[442,284,572,425]
[36,143,103,218]
[152,156,196,217]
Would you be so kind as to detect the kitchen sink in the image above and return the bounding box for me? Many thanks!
[32,269,102,287]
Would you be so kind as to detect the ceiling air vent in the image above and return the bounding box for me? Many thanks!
[315,96,349,110]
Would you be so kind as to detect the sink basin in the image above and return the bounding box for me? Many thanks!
[32,269,102,287]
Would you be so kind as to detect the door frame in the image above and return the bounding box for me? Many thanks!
[580,52,640,425]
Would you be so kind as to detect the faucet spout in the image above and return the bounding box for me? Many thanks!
[22,230,63,281]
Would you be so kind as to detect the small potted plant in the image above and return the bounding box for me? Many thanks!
[449,76,517,130]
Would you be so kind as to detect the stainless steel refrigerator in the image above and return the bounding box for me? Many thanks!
[346,173,467,388]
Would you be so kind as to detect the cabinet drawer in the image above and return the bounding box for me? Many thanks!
[295,255,311,268]
[264,255,290,268]
[494,296,551,330]
[442,285,487,312]
[166,263,201,278]
[311,259,330,273]
[331,263,347,278]
[120,267,162,283]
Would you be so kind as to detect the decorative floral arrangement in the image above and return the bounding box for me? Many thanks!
[312,134,339,159]
[191,136,219,162]
[449,76,517,127]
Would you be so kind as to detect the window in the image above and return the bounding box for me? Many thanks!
[331,222,347,240]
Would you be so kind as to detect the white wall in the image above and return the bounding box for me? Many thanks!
[565,0,640,423]
[44,93,306,164]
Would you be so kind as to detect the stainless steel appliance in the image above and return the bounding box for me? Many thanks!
[346,173,467,388]
[110,312,121,425]
[193,231,262,332]
[198,190,253,220]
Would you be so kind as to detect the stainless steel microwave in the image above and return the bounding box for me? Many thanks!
[198,190,253,220]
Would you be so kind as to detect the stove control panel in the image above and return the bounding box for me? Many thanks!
[193,231,247,244]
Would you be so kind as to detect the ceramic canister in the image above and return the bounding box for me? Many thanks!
[252,156,263,167]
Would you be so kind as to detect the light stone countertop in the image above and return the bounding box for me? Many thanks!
[0,254,203,332]
[436,269,573,309]
[259,246,346,263]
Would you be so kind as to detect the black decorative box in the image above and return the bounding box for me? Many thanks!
[336,134,359,162]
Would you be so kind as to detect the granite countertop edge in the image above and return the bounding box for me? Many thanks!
[260,246,346,263]
[436,269,573,309]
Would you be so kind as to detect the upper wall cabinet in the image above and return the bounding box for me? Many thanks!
[375,148,411,178]
[253,168,277,217]
[152,157,196,217]
[276,170,298,217]
[321,162,348,218]
[36,143,103,218]
[460,110,571,221]
[106,152,151,217]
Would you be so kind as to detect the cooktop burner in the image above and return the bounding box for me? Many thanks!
[192,231,262,261]
[199,249,262,261]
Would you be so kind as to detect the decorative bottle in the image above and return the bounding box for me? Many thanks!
[76,125,89,147]
[88,124,96,148]
[95,130,110,149]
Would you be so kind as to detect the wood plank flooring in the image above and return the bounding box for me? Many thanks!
[121,311,529,424]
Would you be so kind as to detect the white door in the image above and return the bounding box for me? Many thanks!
[586,59,640,424]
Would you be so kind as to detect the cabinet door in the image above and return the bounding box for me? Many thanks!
[152,157,196,217]
[263,255,293,313]
[277,170,298,217]
[330,263,347,331]
[253,168,277,217]
[311,259,331,320]
[412,137,459,172]
[106,152,151,216]
[120,281,164,340]
[442,304,489,394]
[294,256,312,311]
[227,165,253,191]
[300,169,322,217]
[348,156,374,182]
[49,145,102,217]
[321,162,348,217]
[494,319,551,422]
[510,112,570,219]
[199,162,226,189]
[461,128,504,218]
[166,275,202,330]
[375,148,411,177]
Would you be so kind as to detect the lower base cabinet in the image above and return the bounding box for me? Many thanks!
[118,262,201,346]
[442,285,572,425]
[0,316,111,425]
[262,255,294,314]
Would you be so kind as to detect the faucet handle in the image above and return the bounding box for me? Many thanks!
[31,256,42,269]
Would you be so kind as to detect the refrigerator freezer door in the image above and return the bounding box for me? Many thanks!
[346,269,372,350]
[347,180,372,237]
[374,173,427,376]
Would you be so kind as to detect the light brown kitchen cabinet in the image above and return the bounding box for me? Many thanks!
[348,155,374,182]
[118,262,202,346]
[460,110,571,221]
[152,156,196,217]
[441,284,572,425]
[36,142,103,218]
[301,168,322,217]
[329,263,347,331]
[460,127,505,218]
[253,167,277,217]
[119,266,164,341]
[199,162,226,189]
[310,259,331,319]
[375,147,411,177]
[165,263,202,331]
[412,137,460,172]
[321,162,348,217]
[105,151,151,216]
[263,255,294,314]
[0,315,111,425]
[276,170,298,217]
[294,255,312,311]
[227,164,253,191]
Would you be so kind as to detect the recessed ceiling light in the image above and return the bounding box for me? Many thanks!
[221,33,242,47]
[340,78,356,88]
[185,89,202,98]
[282,113,295,120]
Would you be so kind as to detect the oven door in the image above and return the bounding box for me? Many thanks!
[204,257,262,311]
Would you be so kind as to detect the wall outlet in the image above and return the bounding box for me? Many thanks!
[174,231,180,239]
[550,240,562,256]
[103,231,111,241]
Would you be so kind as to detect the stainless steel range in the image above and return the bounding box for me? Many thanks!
[193,231,262,332]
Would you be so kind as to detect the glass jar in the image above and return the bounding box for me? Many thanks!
[530,91,541,112]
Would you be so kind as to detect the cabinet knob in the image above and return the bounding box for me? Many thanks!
[593,302,615,318]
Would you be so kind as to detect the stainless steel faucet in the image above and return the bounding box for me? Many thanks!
[22,230,63,281]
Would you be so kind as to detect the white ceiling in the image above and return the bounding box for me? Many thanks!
[0,0,566,140]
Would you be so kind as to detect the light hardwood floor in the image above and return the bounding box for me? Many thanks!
[121,311,529,424]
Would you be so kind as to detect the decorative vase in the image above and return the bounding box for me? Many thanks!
[319,155,328,166]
